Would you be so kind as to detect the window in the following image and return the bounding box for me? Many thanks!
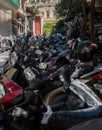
[46,10,50,18]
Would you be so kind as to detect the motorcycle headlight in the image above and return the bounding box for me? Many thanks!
[0,83,6,99]
[23,67,36,82]
[39,62,47,70]
[98,35,102,41]
[10,52,18,66]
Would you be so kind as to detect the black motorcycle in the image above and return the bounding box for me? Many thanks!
[0,103,27,130]
[7,63,102,130]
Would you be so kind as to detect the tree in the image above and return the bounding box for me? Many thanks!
[88,0,96,42]
[55,0,84,37]
[88,0,98,66]
[43,23,54,35]
[30,0,35,3]
[55,0,82,20]
[54,20,67,35]
[55,0,96,41]
[26,0,37,14]
[80,0,89,35]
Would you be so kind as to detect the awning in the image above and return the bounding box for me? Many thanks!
[11,0,19,7]
[0,0,19,10]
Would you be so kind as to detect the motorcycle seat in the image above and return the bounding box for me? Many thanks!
[26,79,45,91]
[80,66,102,79]
[80,65,94,76]
[78,41,91,46]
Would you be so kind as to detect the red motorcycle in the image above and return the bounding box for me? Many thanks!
[0,76,23,110]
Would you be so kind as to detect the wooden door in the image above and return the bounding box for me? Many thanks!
[35,16,41,35]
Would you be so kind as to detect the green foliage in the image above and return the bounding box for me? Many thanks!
[55,0,70,18]
[55,0,82,20]
[30,0,35,3]
[43,23,54,35]
[54,20,67,35]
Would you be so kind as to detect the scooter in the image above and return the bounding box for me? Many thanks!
[7,63,102,130]
[0,103,27,130]
[0,50,11,75]
[70,60,102,98]
[0,76,23,110]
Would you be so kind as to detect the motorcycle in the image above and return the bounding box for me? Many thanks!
[0,103,28,130]
[69,60,102,99]
[0,76,23,110]
[4,48,36,89]
[0,50,11,75]
[7,63,102,130]
[67,36,98,64]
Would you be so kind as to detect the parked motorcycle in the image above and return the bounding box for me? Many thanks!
[69,60,102,99]
[0,50,11,75]
[7,63,102,130]
[0,76,23,110]
[0,103,28,130]
[0,35,102,130]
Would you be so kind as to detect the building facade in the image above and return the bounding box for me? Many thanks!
[0,0,19,36]
[0,0,27,36]
[36,0,59,24]
[24,0,34,34]
[33,0,60,35]
[16,0,26,34]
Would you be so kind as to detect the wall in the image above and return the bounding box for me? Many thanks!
[0,10,12,36]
